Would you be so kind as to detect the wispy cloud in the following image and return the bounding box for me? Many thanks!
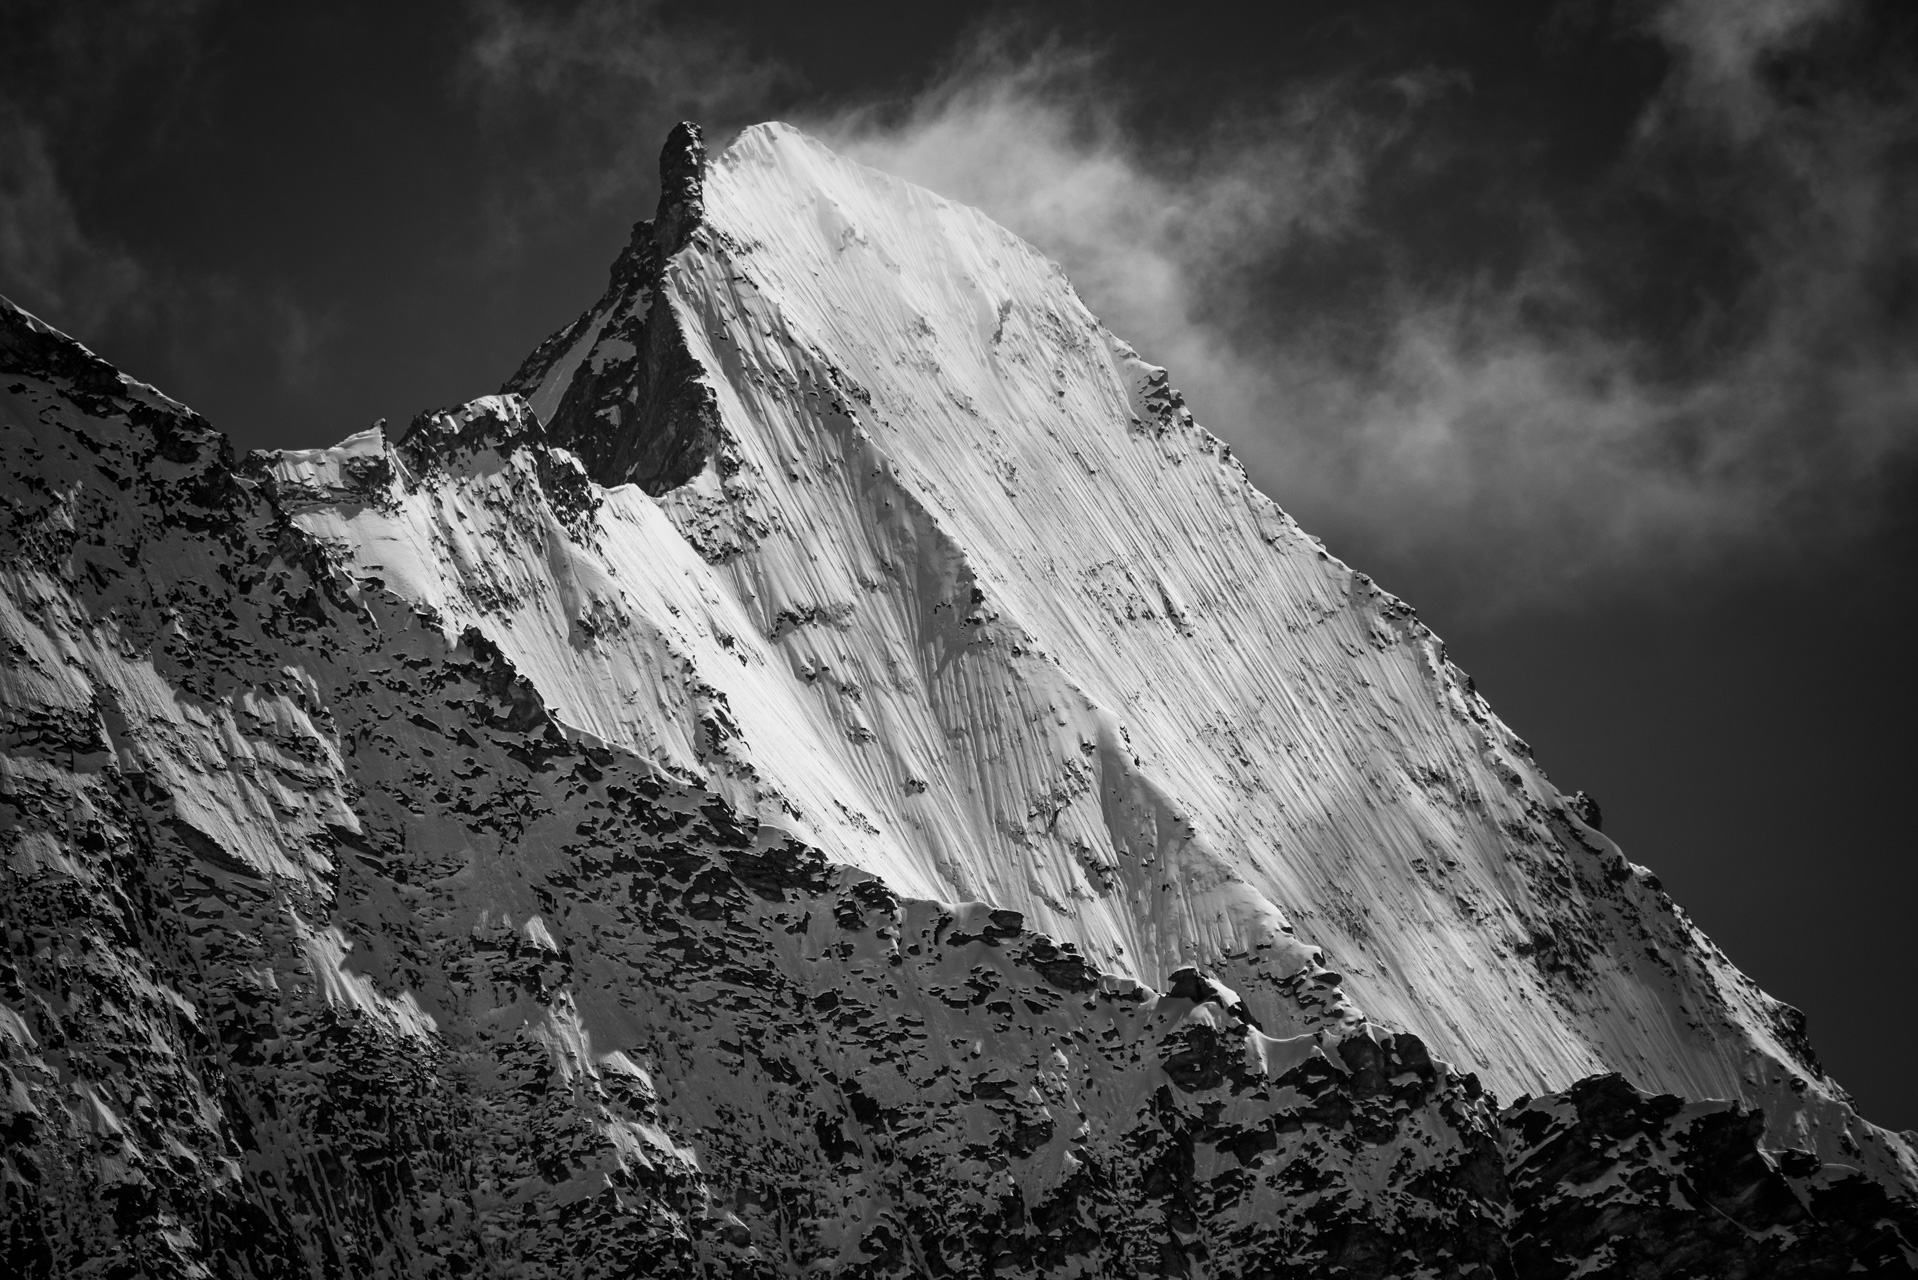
[458,3,1918,611]
[0,111,149,333]
[10,0,1908,599]
[0,0,203,336]
[1652,0,1846,137]
[810,9,1918,613]
[466,0,784,122]
[0,1,333,412]
[460,0,791,247]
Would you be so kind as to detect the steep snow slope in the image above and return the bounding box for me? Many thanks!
[4,120,1916,1278]
[0,303,1534,1278]
[499,122,1909,1174]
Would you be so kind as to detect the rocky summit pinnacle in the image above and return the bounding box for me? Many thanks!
[2,123,1914,1278]
[654,120,708,258]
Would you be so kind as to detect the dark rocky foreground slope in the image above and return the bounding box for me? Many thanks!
[3,124,1915,1278]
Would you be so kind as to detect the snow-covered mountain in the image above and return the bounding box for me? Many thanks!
[3,121,1913,1277]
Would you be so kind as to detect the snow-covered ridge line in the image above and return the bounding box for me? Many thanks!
[4,111,1916,1275]
[445,119,1916,1172]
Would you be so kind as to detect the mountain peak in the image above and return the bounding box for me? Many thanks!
[484,120,1911,1156]
[4,120,1914,1277]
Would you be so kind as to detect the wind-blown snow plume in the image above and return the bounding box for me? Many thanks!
[450,1,1917,610]
[812,8,1918,612]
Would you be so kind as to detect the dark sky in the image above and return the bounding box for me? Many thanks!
[4,0,1914,1130]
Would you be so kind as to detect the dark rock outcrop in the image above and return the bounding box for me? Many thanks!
[1504,1074,1918,1278]
[504,121,721,494]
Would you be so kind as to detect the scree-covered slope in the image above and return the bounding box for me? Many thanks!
[2,122,1914,1278]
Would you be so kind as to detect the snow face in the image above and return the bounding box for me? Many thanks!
[3,121,1915,1277]
[0,315,1520,1275]
[489,122,1912,1173]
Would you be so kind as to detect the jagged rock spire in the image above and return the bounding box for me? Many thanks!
[501,120,720,493]
[654,121,707,257]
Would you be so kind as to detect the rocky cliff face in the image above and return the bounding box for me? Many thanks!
[2,123,1913,1277]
